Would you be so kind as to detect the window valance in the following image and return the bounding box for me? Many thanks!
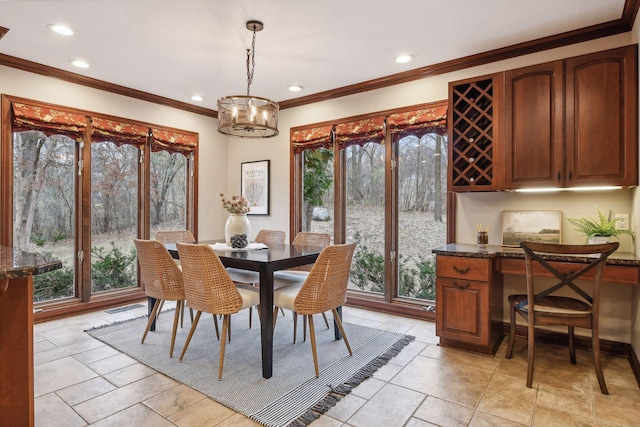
[291,125,334,154]
[387,105,448,137]
[150,128,197,156]
[334,117,385,149]
[11,102,87,139]
[90,117,149,146]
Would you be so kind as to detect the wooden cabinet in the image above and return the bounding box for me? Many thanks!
[448,73,504,191]
[435,255,503,354]
[505,45,638,189]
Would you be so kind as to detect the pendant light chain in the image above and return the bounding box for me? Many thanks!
[246,26,257,96]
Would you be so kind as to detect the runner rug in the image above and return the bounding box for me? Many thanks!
[87,309,414,427]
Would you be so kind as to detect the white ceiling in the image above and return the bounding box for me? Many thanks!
[0,0,629,111]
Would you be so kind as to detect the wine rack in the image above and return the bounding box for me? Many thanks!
[448,74,503,191]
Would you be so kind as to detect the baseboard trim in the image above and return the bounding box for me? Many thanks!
[503,323,640,388]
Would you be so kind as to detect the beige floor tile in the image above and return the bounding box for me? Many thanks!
[391,355,492,407]
[350,377,386,399]
[168,397,235,427]
[413,395,474,427]
[421,344,499,372]
[56,377,118,406]
[86,353,137,375]
[348,383,425,427]
[35,356,98,397]
[469,411,528,427]
[102,362,157,387]
[593,389,640,426]
[405,320,438,345]
[34,339,57,353]
[308,415,343,427]
[34,337,106,365]
[35,393,87,427]
[477,373,537,425]
[39,326,95,347]
[72,344,121,365]
[372,361,403,381]
[215,413,262,426]
[90,403,175,427]
[531,405,606,427]
[404,418,439,427]
[325,393,367,422]
[535,384,592,417]
[144,384,207,417]
[387,340,428,367]
[73,373,178,423]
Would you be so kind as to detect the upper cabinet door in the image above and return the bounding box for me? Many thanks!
[565,45,638,187]
[505,61,564,189]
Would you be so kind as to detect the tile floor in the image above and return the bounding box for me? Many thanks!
[34,302,640,427]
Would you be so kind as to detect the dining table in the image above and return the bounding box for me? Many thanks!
[163,241,323,378]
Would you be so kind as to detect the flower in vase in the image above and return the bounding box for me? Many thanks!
[220,193,250,214]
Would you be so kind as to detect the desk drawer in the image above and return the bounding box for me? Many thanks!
[500,258,639,285]
[436,256,491,281]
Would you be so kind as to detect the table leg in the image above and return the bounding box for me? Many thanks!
[147,296,157,331]
[259,267,274,378]
[0,277,34,426]
[334,305,343,340]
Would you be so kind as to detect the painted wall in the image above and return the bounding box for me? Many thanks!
[0,65,226,240]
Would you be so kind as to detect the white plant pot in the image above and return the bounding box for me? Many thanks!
[225,213,251,245]
[588,236,610,244]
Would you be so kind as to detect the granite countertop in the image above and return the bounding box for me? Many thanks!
[432,243,640,267]
[0,246,63,279]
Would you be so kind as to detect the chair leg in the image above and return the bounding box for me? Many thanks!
[303,315,307,342]
[189,307,194,323]
[332,308,352,355]
[169,300,181,358]
[157,300,165,318]
[249,307,253,329]
[179,311,202,361]
[568,326,576,364]
[505,304,516,359]
[273,306,280,330]
[141,299,162,344]
[218,314,230,380]
[308,315,320,378]
[321,312,330,329]
[293,312,298,343]
[180,300,185,328]
[212,314,220,340]
[526,322,535,388]
[228,315,231,343]
[593,329,609,394]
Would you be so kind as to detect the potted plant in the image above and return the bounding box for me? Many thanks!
[567,208,635,244]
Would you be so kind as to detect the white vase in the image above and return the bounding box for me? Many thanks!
[588,236,610,244]
[225,213,251,245]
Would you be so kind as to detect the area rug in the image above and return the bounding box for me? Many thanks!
[87,309,414,427]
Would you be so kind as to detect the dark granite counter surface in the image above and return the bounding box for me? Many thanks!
[0,246,63,279]
[432,243,640,267]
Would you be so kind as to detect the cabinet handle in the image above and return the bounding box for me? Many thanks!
[453,281,471,290]
[557,172,561,182]
[452,265,470,274]
[569,171,573,181]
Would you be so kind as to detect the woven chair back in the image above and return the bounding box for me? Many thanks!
[155,230,196,244]
[294,243,356,315]
[289,232,331,272]
[176,243,244,315]
[134,239,185,301]
[255,229,286,245]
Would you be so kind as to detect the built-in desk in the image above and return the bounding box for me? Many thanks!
[431,244,640,355]
[0,246,62,427]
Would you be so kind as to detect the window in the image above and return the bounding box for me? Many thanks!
[291,102,448,317]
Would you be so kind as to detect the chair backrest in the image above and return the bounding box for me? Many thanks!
[519,241,619,313]
[176,242,243,315]
[155,230,196,244]
[294,243,357,315]
[255,229,286,245]
[290,232,331,272]
[134,239,184,300]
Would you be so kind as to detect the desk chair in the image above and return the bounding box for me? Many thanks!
[273,243,357,377]
[505,241,619,394]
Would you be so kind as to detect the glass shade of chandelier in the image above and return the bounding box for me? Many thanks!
[217,20,279,138]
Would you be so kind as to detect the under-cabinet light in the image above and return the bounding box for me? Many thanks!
[513,186,623,193]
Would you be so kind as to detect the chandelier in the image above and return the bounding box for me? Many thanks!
[217,20,279,138]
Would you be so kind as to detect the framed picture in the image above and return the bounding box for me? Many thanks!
[241,160,270,215]
[501,210,561,247]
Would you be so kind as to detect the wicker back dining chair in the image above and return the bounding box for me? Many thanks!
[505,241,619,394]
[273,242,357,377]
[134,239,188,358]
[255,229,286,245]
[155,229,196,244]
[176,242,260,380]
[288,232,331,272]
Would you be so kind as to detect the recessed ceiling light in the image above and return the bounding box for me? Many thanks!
[288,85,303,92]
[395,54,413,64]
[69,59,89,69]
[190,95,205,102]
[48,24,74,36]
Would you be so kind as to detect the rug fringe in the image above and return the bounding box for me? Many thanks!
[286,334,415,427]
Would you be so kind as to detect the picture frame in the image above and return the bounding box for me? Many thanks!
[241,160,270,215]
[501,210,561,247]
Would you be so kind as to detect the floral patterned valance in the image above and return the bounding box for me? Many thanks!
[151,128,197,156]
[334,117,385,149]
[291,125,334,154]
[387,105,448,137]
[12,102,87,139]
[91,117,149,147]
